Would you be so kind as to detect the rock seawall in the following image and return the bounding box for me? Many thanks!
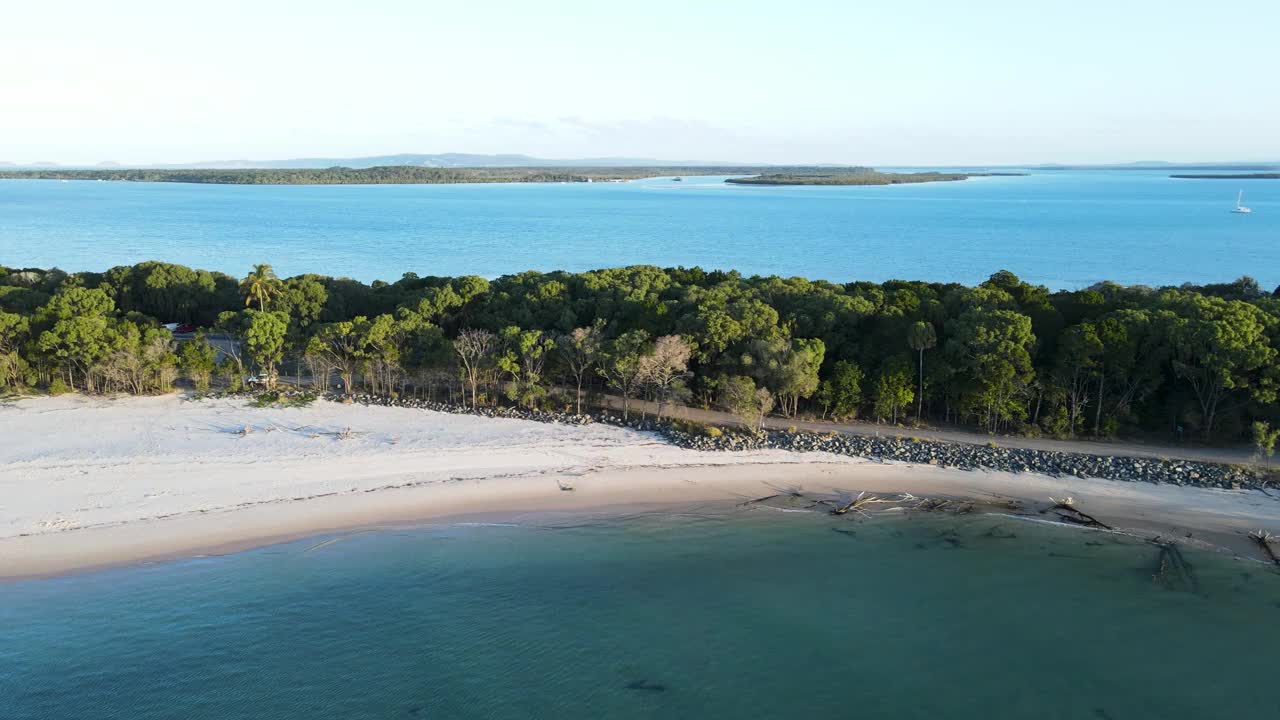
[207,390,1269,491]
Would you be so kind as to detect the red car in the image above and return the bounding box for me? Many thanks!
[175,324,198,334]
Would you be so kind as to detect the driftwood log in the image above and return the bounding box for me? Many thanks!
[1042,496,1111,530]
[831,492,893,516]
[1150,539,1200,593]
[737,493,781,507]
[1248,530,1280,567]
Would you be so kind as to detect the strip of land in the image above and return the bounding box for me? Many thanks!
[0,166,854,185]
[0,166,1026,186]
[1169,173,1280,180]
[724,171,1026,185]
[1,395,1277,579]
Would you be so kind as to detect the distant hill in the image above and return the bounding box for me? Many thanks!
[0,154,727,170]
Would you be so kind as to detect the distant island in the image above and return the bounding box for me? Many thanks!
[0,165,878,185]
[0,152,716,171]
[725,170,1025,186]
[1040,162,1280,172]
[0,165,1026,186]
[1169,173,1280,180]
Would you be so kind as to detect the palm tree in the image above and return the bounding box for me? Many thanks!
[907,321,937,423]
[240,264,282,311]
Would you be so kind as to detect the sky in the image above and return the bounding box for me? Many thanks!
[3,0,1277,166]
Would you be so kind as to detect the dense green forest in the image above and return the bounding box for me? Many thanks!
[2,261,1278,444]
[0,166,871,185]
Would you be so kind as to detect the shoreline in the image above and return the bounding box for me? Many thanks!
[2,396,1278,580]
[4,460,1276,581]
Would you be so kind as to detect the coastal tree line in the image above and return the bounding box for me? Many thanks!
[2,260,1279,444]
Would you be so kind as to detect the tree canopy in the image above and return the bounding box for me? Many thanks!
[3,260,1278,444]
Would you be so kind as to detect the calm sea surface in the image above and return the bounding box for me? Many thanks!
[3,510,1278,719]
[1,171,1277,289]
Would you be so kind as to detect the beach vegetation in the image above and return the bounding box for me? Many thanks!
[818,360,863,420]
[1252,421,1279,468]
[218,358,244,392]
[249,390,317,408]
[179,334,217,392]
[720,375,775,434]
[872,359,915,425]
[4,262,1280,445]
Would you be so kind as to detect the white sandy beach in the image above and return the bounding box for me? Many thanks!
[2,395,1277,578]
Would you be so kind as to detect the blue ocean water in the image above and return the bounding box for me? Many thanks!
[1,172,1277,289]
[2,510,1278,719]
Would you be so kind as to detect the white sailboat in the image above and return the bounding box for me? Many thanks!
[1232,190,1252,214]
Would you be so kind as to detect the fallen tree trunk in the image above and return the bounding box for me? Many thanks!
[1042,496,1111,530]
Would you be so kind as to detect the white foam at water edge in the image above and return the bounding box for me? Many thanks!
[452,522,524,528]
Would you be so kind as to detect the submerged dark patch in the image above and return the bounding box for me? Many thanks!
[625,679,666,692]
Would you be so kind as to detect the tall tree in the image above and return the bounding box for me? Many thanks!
[638,334,692,418]
[453,328,497,409]
[1169,295,1277,439]
[1053,324,1102,437]
[873,360,915,425]
[308,320,363,394]
[0,311,29,389]
[34,287,118,390]
[497,326,555,408]
[775,338,826,418]
[1090,309,1170,435]
[822,360,864,420]
[906,320,937,422]
[240,264,283,312]
[945,307,1036,432]
[598,330,650,420]
[243,310,289,386]
[557,323,603,415]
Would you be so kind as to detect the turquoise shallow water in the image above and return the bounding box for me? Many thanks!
[1,171,1277,288]
[3,509,1279,719]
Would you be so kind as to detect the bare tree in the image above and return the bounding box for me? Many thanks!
[638,335,691,418]
[303,348,334,392]
[454,328,497,409]
[558,323,603,415]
